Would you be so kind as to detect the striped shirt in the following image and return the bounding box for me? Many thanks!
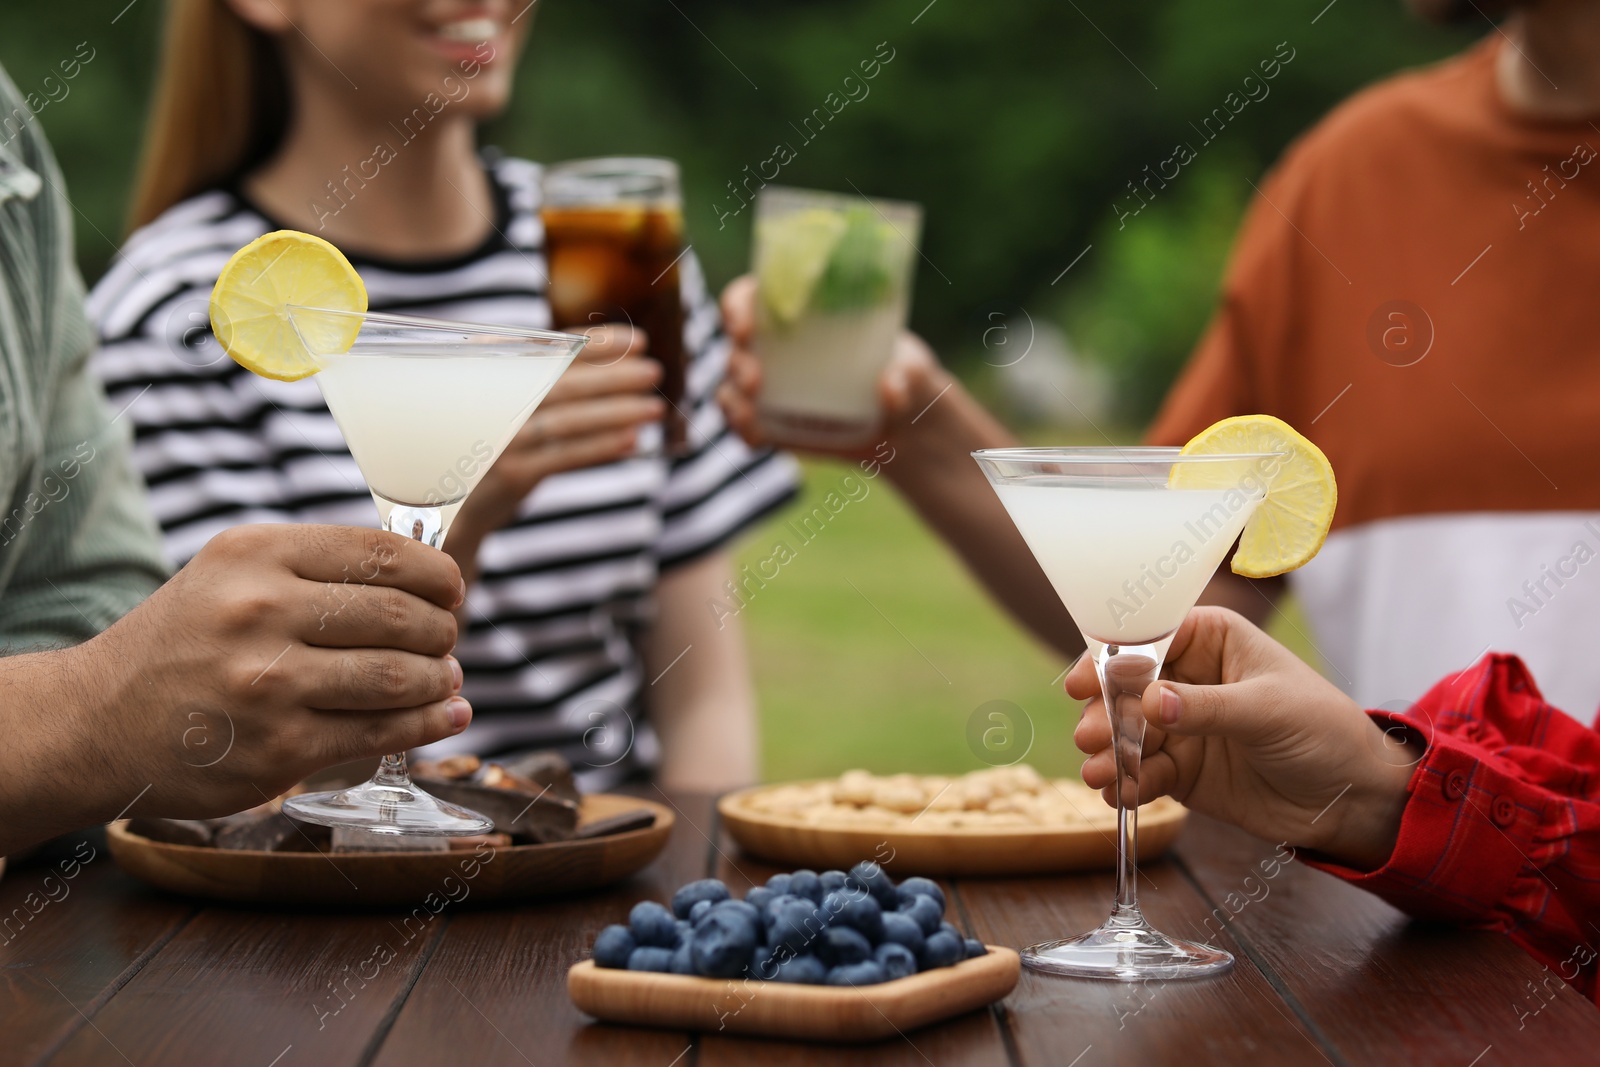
[87,154,797,786]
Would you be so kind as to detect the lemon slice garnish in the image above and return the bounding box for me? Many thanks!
[756,208,848,325]
[209,230,367,381]
[1171,414,1337,579]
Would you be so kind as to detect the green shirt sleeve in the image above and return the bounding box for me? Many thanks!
[0,64,167,652]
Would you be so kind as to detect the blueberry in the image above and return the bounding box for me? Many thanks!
[847,861,900,909]
[788,869,823,903]
[826,960,888,986]
[671,878,730,919]
[880,912,926,954]
[920,930,964,969]
[773,953,828,984]
[875,942,918,981]
[964,938,987,960]
[897,877,945,913]
[768,898,824,955]
[691,909,759,978]
[830,893,884,943]
[766,872,793,896]
[669,942,695,974]
[711,899,763,929]
[689,899,713,924]
[592,924,635,968]
[817,925,874,967]
[762,892,804,923]
[744,886,775,913]
[819,870,848,894]
[629,901,678,947]
[747,943,779,980]
[674,920,692,946]
[903,894,943,935]
[819,889,860,924]
[627,946,675,972]
[938,921,963,942]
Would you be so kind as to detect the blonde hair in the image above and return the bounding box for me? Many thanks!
[126,0,289,233]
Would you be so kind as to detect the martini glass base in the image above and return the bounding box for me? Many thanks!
[1022,911,1233,981]
[283,781,493,836]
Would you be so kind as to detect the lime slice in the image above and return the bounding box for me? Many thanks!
[1171,414,1338,578]
[209,230,367,381]
[811,206,902,313]
[756,209,848,325]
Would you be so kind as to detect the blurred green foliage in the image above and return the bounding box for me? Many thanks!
[2,0,1476,418]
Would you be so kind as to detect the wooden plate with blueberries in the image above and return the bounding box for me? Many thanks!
[106,753,671,907]
[569,864,1021,1042]
[719,765,1187,876]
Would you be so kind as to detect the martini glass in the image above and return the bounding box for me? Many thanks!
[973,446,1274,980]
[282,307,587,836]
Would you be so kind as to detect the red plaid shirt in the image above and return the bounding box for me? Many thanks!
[1307,654,1600,1004]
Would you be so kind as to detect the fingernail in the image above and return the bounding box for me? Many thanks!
[1159,686,1181,726]
[447,697,471,731]
[447,655,463,691]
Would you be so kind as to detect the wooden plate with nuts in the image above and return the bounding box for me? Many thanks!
[718,766,1186,876]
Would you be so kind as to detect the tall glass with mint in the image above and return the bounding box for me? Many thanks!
[751,186,921,448]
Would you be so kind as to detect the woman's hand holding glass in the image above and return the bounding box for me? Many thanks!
[1071,606,1418,872]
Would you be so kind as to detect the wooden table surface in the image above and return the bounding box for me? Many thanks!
[3,792,1597,1067]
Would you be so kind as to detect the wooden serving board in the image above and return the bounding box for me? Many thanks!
[719,782,1186,876]
[105,793,671,907]
[569,946,1020,1042]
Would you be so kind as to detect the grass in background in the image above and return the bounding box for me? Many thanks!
[734,455,1326,783]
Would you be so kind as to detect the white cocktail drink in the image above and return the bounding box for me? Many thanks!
[975,446,1275,981]
[994,481,1261,645]
[316,346,567,514]
[280,308,585,837]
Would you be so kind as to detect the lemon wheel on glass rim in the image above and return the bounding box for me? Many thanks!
[1171,414,1337,579]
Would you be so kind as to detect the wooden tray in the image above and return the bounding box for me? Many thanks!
[569,946,1020,1042]
[719,782,1186,876]
[106,793,671,907]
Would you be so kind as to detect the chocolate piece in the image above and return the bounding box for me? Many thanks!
[446,833,511,851]
[413,754,481,781]
[493,750,580,804]
[213,810,301,851]
[478,764,543,794]
[126,818,214,847]
[414,777,578,842]
[573,809,657,840]
[330,827,448,853]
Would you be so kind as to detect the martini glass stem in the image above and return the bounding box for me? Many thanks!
[373,500,452,791]
[373,753,410,788]
[386,501,447,549]
[1092,639,1162,923]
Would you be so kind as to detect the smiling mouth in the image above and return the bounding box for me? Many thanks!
[436,17,499,45]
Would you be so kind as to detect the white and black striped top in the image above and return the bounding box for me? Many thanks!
[87,155,797,787]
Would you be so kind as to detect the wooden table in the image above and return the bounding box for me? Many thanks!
[4,793,1597,1066]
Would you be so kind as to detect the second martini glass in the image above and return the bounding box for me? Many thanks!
[974,446,1274,980]
[283,307,587,836]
